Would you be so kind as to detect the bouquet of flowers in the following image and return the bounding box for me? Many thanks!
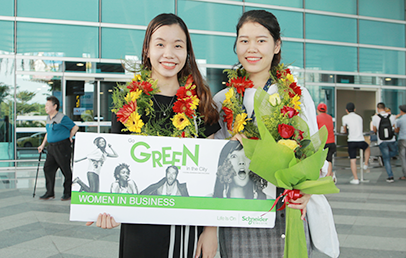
[221,64,340,258]
[111,66,204,138]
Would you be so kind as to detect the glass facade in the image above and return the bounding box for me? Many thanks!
[360,48,405,75]
[305,0,356,14]
[179,0,242,33]
[101,0,174,25]
[0,0,14,16]
[382,88,406,113]
[246,0,303,9]
[0,0,405,188]
[0,21,14,54]
[359,20,405,48]
[0,58,15,173]
[359,0,405,20]
[306,14,357,43]
[101,28,145,59]
[17,0,99,22]
[17,22,99,58]
[306,44,358,72]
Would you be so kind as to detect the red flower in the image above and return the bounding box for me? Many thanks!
[222,107,234,131]
[127,81,153,95]
[181,131,186,138]
[185,74,194,86]
[226,77,254,96]
[288,82,302,98]
[127,81,138,92]
[116,101,137,124]
[173,98,195,118]
[139,81,153,95]
[278,124,295,139]
[176,86,196,99]
[281,106,299,118]
[276,68,291,79]
[250,137,259,140]
[176,86,188,99]
[296,129,304,141]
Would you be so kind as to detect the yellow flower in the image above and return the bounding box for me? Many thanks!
[277,139,299,151]
[189,95,199,110]
[286,73,294,83]
[291,95,301,111]
[125,89,142,103]
[233,113,249,134]
[224,88,234,105]
[172,113,191,130]
[269,93,281,106]
[125,112,144,133]
[133,74,142,81]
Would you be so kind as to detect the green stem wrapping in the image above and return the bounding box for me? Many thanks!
[284,207,308,258]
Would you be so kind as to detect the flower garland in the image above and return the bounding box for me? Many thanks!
[111,67,203,138]
[221,63,308,159]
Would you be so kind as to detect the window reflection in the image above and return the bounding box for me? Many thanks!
[15,75,61,162]
[0,58,15,167]
[17,57,63,72]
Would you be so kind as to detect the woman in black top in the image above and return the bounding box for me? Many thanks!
[87,13,220,258]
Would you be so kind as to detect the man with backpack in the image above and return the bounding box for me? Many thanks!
[372,102,397,183]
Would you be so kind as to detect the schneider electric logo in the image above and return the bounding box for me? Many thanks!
[241,216,269,225]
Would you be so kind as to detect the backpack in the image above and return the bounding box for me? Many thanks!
[377,114,394,140]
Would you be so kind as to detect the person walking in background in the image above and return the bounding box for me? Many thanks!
[38,96,79,201]
[395,104,406,180]
[342,102,370,185]
[372,102,397,183]
[316,103,337,182]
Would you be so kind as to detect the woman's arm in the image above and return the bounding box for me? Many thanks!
[106,144,119,158]
[195,226,218,258]
[74,157,87,163]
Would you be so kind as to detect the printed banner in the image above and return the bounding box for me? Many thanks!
[70,132,276,228]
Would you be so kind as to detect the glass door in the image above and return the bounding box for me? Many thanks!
[64,77,127,133]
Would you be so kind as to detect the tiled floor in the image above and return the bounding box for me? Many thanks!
[0,157,405,258]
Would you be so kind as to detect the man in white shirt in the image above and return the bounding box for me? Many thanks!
[342,102,370,185]
[372,102,397,183]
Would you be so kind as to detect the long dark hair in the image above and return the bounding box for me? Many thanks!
[234,10,282,69]
[141,13,219,124]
